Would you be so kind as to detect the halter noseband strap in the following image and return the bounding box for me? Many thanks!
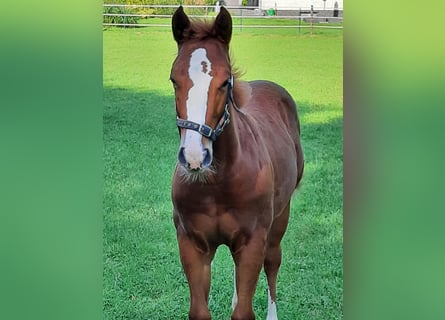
[176,75,236,142]
[176,104,230,142]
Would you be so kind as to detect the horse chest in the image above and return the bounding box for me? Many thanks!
[174,165,272,213]
[173,172,274,251]
[174,201,269,253]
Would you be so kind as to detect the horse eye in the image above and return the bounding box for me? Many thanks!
[220,79,229,89]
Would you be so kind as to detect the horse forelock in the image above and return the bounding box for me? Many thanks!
[182,19,226,43]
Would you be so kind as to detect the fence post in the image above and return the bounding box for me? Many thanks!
[240,7,243,32]
[123,6,127,28]
[298,7,301,34]
[310,5,313,35]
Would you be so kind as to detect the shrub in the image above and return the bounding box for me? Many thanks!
[103,0,217,26]
[103,5,140,27]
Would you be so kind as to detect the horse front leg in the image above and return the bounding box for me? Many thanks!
[231,229,267,320]
[177,232,215,320]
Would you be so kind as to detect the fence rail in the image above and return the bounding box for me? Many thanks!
[103,4,343,30]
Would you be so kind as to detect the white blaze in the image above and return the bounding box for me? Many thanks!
[183,48,213,164]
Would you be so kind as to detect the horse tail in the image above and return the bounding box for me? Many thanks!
[296,140,304,187]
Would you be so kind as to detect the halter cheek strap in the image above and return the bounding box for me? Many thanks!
[176,75,235,142]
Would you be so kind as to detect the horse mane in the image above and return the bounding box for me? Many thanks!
[229,57,251,109]
[233,78,252,109]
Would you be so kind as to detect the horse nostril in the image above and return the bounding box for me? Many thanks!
[202,148,212,169]
[178,147,187,167]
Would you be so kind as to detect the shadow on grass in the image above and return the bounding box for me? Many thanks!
[103,86,343,320]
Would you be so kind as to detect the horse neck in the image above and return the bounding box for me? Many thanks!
[213,105,242,169]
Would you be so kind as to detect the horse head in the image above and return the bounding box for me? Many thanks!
[170,7,233,180]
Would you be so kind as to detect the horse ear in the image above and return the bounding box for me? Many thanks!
[214,7,232,44]
[172,6,190,44]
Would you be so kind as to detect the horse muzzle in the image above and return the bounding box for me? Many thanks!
[178,146,212,171]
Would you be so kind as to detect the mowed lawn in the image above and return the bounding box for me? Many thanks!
[104,26,342,320]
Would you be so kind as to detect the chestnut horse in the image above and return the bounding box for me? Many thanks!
[170,6,304,320]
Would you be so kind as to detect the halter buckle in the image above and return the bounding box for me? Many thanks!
[198,124,213,139]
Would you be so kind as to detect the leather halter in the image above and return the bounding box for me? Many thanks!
[176,75,237,142]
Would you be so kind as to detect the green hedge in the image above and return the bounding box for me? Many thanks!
[103,0,216,25]
[103,5,140,26]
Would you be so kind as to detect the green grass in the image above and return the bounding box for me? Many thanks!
[104,26,342,319]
